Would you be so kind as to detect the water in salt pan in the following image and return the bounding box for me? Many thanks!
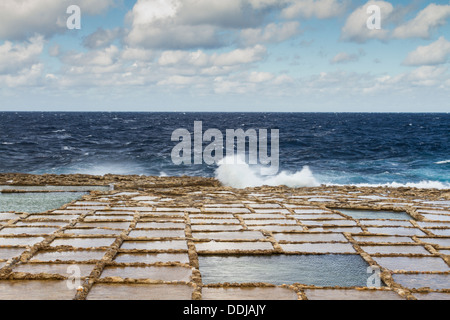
[0,192,86,213]
[360,245,429,255]
[30,250,106,262]
[393,273,450,290]
[114,253,189,264]
[128,229,185,238]
[195,241,273,252]
[0,186,109,192]
[202,287,298,300]
[0,248,24,260]
[50,238,115,248]
[281,242,356,253]
[304,289,402,300]
[192,231,264,241]
[337,209,412,220]
[100,266,192,281]
[64,228,123,236]
[13,263,95,277]
[373,256,449,272]
[199,255,372,287]
[87,283,193,300]
[121,240,188,251]
[0,280,77,300]
[0,227,59,235]
[0,237,45,247]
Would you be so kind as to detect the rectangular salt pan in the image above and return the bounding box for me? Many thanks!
[373,257,449,272]
[338,209,412,220]
[0,192,86,213]
[393,274,450,290]
[360,245,429,255]
[281,243,355,253]
[192,231,264,241]
[195,241,273,252]
[199,255,371,287]
[0,237,45,247]
[114,253,189,264]
[0,227,58,235]
[13,263,95,277]
[274,233,347,243]
[50,238,115,248]
[0,280,77,300]
[31,250,106,262]
[366,227,425,236]
[87,283,193,300]
[128,230,185,238]
[121,241,188,251]
[100,266,192,281]
[353,236,414,244]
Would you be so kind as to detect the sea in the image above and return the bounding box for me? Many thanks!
[0,112,448,189]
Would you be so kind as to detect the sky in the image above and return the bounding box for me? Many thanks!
[0,0,450,112]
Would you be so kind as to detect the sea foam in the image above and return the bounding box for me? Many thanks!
[215,156,320,189]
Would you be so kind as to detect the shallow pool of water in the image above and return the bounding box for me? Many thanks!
[50,238,115,248]
[100,266,192,281]
[13,263,95,277]
[0,280,77,300]
[199,255,372,287]
[374,256,449,272]
[0,192,86,213]
[87,283,193,300]
[114,253,189,264]
[0,247,25,260]
[121,240,188,251]
[128,229,185,238]
[337,209,412,220]
[31,250,106,262]
[393,273,450,290]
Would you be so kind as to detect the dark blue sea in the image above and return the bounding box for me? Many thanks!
[0,112,448,188]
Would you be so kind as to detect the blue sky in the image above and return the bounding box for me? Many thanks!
[0,0,449,112]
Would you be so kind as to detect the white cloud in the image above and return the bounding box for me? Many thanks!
[213,45,267,66]
[62,46,120,68]
[248,71,274,83]
[125,0,291,49]
[240,22,301,46]
[0,36,44,74]
[341,1,393,43]
[0,0,116,40]
[156,45,267,79]
[282,0,347,19]
[330,52,359,64]
[0,36,45,88]
[83,28,123,49]
[0,63,45,87]
[404,37,450,66]
[121,47,155,62]
[127,23,223,50]
[393,3,450,39]
[402,65,448,87]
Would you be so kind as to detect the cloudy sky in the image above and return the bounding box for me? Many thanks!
[0,0,450,112]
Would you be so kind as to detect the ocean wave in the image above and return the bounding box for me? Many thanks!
[215,156,320,189]
[435,160,450,165]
